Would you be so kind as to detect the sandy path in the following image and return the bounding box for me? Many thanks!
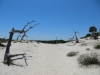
[27,44,68,75]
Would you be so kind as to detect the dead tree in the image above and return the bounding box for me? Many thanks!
[92,32,98,41]
[67,36,76,46]
[3,21,38,66]
[16,35,21,40]
[17,21,39,41]
[68,36,74,43]
[73,29,79,43]
[20,23,39,41]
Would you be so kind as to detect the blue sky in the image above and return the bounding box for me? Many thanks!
[0,0,100,40]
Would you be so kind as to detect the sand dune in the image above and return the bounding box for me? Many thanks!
[0,39,100,75]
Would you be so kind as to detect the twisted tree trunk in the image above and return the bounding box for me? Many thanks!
[4,28,14,62]
[3,21,38,66]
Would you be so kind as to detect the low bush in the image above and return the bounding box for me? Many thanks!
[78,53,100,66]
[94,44,100,49]
[84,33,91,38]
[0,38,8,43]
[67,51,78,57]
[86,48,90,50]
[36,40,67,44]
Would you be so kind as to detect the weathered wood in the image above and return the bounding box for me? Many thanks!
[17,35,21,40]
[20,23,39,41]
[10,53,26,57]
[92,32,98,41]
[10,53,28,66]
[3,21,38,66]
[4,28,14,61]
[6,53,28,66]
[73,29,79,43]
[68,36,74,42]
[23,54,28,66]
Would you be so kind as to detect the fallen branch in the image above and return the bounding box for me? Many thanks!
[4,53,28,66]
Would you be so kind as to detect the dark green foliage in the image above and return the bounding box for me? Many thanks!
[0,38,8,43]
[85,33,91,38]
[36,40,67,44]
[82,32,100,39]
[86,48,90,50]
[94,44,100,49]
[89,26,97,33]
[78,53,100,66]
[67,51,78,57]
[80,37,84,39]
[95,32,100,36]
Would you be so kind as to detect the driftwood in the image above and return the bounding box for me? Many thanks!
[3,21,38,66]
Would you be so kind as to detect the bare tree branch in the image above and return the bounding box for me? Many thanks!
[17,35,21,40]
[73,29,79,43]
[6,53,28,66]
[17,21,38,41]
[20,23,39,41]
[4,20,38,66]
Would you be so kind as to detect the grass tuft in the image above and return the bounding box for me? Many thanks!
[67,51,78,57]
[86,48,90,50]
[94,44,100,49]
[77,53,100,66]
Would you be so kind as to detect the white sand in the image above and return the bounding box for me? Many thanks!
[0,39,100,75]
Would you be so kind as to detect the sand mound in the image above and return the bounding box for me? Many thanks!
[0,39,100,75]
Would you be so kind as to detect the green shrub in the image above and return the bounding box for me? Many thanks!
[86,48,90,50]
[67,51,78,57]
[0,38,8,43]
[13,41,17,43]
[80,37,84,39]
[36,40,67,44]
[94,44,100,49]
[78,53,100,66]
[84,33,91,38]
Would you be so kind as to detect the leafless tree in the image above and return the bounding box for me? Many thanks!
[73,29,79,43]
[67,30,79,46]
[3,20,39,66]
[68,36,74,43]
[67,36,76,46]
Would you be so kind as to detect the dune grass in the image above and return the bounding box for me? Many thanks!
[94,44,100,49]
[78,53,100,66]
[67,51,78,57]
